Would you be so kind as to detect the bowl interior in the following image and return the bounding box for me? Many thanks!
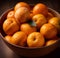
[0,7,60,49]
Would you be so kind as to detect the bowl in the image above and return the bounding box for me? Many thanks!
[0,7,60,57]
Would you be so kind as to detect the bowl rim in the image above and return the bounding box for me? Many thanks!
[0,7,60,49]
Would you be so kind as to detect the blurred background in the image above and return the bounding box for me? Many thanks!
[0,0,60,58]
[0,0,60,16]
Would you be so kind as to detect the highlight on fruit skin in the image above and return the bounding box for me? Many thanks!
[40,23,57,39]
[7,10,15,18]
[49,17,60,31]
[3,18,19,35]
[14,7,30,24]
[5,35,12,43]
[33,3,48,16]
[32,14,47,28]
[20,23,36,35]
[27,32,45,47]
[11,31,27,46]
[14,2,30,11]
[45,40,57,46]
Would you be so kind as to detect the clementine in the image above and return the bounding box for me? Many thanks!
[3,18,19,35]
[49,17,60,32]
[27,32,45,47]
[15,7,30,24]
[33,3,48,16]
[20,23,36,35]
[11,31,27,46]
[40,23,57,39]
[32,14,47,28]
[14,2,30,11]
[7,10,15,18]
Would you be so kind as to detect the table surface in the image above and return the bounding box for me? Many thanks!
[0,0,60,58]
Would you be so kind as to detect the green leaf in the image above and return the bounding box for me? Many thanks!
[28,20,36,27]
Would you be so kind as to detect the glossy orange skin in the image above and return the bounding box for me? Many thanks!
[45,40,57,46]
[27,32,45,47]
[20,23,36,35]
[40,23,57,39]
[7,10,15,18]
[5,35,12,43]
[32,14,47,28]
[11,31,27,46]
[33,3,48,16]
[14,2,30,11]
[3,18,19,35]
[49,17,60,30]
[15,7,30,25]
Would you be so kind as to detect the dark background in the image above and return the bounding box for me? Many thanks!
[0,0,60,58]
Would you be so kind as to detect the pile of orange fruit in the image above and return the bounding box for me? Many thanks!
[3,2,60,47]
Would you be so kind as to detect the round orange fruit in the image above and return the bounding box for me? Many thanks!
[14,2,30,11]
[20,23,36,35]
[33,3,48,16]
[15,7,30,24]
[3,18,19,35]
[7,10,15,18]
[40,23,57,39]
[32,14,47,28]
[27,32,45,47]
[49,17,60,31]
[11,31,27,46]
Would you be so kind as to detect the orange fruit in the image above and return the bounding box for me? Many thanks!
[7,10,15,18]
[14,2,30,11]
[32,14,47,28]
[45,40,57,46]
[5,35,11,43]
[27,32,45,47]
[33,3,48,16]
[11,31,27,46]
[49,17,60,31]
[20,23,36,35]
[14,7,30,24]
[40,23,57,39]
[3,18,19,35]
